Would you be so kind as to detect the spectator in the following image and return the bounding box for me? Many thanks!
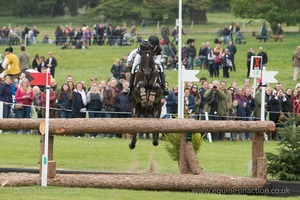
[141,19,146,34]
[18,45,30,72]
[45,51,58,78]
[246,48,255,78]
[268,89,289,140]
[111,58,121,80]
[207,49,215,77]
[32,54,40,71]
[233,87,247,141]
[244,87,256,140]
[50,79,60,118]
[0,47,21,80]
[184,87,196,117]
[198,42,207,70]
[228,99,238,141]
[213,45,222,78]
[254,83,263,121]
[275,23,284,41]
[104,77,119,138]
[116,80,132,138]
[203,80,227,141]
[293,46,300,81]
[199,81,209,116]
[68,81,75,91]
[257,47,268,67]
[57,83,73,118]
[227,41,237,71]
[244,78,251,89]
[292,89,300,115]
[171,85,179,116]
[164,83,176,118]
[186,40,196,70]
[72,82,87,138]
[0,76,13,120]
[38,56,46,73]
[222,49,232,78]
[15,78,34,133]
[87,81,103,138]
[260,22,268,42]
[32,85,42,119]
[40,87,56,118]
[222,25,231,45]
[190,84,201,117]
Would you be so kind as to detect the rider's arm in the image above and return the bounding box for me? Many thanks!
[155,55,162,65]
[127,48,139,64]
[0,58,8,78]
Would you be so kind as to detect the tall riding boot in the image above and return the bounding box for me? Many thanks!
[130,73,135,89]
[160,72,166,90]
[160,72,169,95]
[129,73,135,95]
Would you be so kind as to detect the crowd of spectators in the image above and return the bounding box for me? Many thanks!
[53,23,142,49]
[0,23,299,142]
[0,25,39,46]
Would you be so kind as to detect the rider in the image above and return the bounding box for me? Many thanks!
[0,47,21,80]
[127,35,166,92]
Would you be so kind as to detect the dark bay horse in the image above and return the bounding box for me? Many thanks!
[129,42,163,149]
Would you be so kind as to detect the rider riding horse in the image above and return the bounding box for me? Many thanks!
[129,40,163,149]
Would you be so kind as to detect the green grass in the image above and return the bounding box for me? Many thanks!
[0,134,298,200]
[1,187,299,200]
[2,187,300,200]
[0,134,279,175]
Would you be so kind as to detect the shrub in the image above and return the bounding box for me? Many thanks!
[164,133,205,162]
[265,117,300,181]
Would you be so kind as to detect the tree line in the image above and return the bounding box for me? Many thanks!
[0,0,299,33]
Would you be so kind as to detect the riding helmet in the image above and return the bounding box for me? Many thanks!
[148,35,159,46]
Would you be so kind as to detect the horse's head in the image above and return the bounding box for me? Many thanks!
[140,40,155,78]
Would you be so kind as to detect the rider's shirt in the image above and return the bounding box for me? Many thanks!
[1,53,21,76]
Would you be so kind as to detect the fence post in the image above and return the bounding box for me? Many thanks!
[252,132,264,178]
[157,21,160,30]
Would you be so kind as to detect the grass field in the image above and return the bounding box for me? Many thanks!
[0,13,300,199]
[0,134,298,200]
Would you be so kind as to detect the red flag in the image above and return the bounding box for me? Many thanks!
[27,72,51,86]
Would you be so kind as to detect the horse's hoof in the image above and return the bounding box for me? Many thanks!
[129,143,136,150]
[152,139,159,146]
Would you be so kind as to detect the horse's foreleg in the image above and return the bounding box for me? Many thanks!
[129,133,137,149]
[152,133,159,146]
[139,87,147,107]
[149,82,159,107]
[137,81,147,108]
[148,91,156,107]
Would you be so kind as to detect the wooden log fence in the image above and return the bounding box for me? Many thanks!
[0,118,275,188]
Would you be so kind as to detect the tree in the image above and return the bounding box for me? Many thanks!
[231,0,300,33]
[265,117,300,181]
[143,0,211,23]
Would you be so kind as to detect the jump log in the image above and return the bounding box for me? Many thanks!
[0,173,267,192]
[37,118,275,135]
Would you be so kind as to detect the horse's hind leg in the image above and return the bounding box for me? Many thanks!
[129,133,137,149]
[152,133,159,146]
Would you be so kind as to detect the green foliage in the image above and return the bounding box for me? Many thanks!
[231,0,300,33]
[164,133,205,162]
[265,116,300,181]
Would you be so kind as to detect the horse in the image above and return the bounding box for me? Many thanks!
[129,42,163,149]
